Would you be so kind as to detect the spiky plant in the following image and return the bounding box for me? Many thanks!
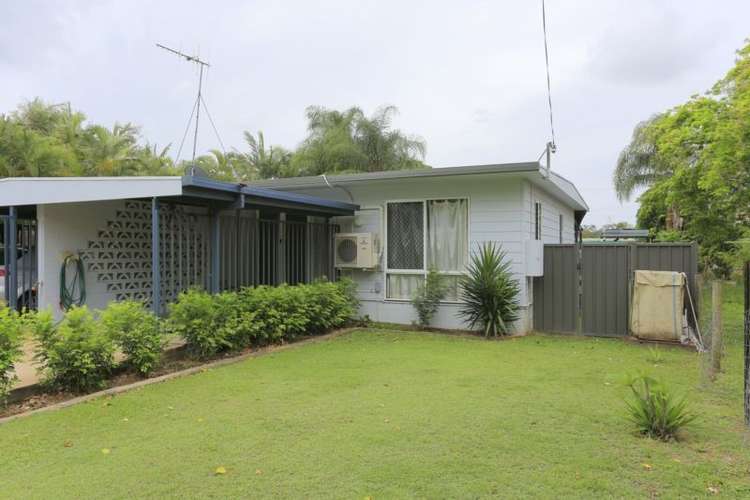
[624,374,696,441]
[458,242,520,337]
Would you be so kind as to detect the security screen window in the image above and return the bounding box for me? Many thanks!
[386,199,468,301]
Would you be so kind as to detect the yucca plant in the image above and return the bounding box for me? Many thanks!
[625,374,696,441]
[458,242,520,337]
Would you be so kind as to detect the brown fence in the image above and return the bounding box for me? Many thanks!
[533,242,698,337]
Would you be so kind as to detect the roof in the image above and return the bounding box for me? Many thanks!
[601,228,650,239]
[0,176,358,216]
[250,162,589,213]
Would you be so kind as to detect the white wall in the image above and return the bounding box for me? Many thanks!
[37,200,126,320]
[281,173,537,332]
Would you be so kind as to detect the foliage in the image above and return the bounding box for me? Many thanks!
[169,280,357,359]
[614,40,750,275]
[646,346,665,364]
[288,105,427,177]
[33,306,115,392]
[0,307,25,405]
[458,242,520,337]
[624,374,695,441]
[0,99,177,178]
[411,268,447,327]
[99,300,164,376]
[168,289,236,359]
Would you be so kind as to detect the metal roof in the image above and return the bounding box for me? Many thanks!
[0,176,358,216]
[250,162,589,213]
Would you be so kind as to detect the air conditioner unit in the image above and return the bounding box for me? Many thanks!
[335,233,376,269]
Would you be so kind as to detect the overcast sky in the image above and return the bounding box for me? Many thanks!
[2,1,749,225]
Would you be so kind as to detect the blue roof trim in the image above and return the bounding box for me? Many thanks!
[181,175,359,214]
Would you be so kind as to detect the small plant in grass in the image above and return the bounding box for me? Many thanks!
[458,242,520,337]
[33,306,115,393]
[624,373,696,441]
[0,307,25,405]
[100,300,164,376]
[647,346,665,364]
[412,268,447,327]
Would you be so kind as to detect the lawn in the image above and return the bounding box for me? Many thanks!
[1,287,749,498]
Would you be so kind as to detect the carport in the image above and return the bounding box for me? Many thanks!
[0,174,357,316]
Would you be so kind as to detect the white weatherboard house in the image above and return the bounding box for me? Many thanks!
[252,162,588,333]
[0,162,587,333]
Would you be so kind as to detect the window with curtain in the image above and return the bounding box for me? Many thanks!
[386,199,468,301]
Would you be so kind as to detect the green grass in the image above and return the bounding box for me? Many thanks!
[1,287,749,498]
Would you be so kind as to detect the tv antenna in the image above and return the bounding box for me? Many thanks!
[157,43,223,164]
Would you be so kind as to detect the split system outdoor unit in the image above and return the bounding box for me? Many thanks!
[334,233,376,269]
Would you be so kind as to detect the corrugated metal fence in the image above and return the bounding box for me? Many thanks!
[533,242,698,337]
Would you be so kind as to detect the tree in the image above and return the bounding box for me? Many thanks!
[613,40,750,275]
[0,99,176,178]
[286,105,427,177]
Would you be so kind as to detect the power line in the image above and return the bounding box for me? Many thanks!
[541,0,556,148]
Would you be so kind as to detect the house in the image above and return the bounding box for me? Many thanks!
[0,175,357,319]
[0,162,588,333]
[251,162,588,333]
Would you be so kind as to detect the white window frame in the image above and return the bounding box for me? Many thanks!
[383,197,470,303]
[559,213,563,243]
[534,201,542,241]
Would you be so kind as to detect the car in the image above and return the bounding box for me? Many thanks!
[0,244,38,310]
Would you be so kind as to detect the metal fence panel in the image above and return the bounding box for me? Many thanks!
[534,242,698,337]
[533,244,578,333]
[581,244,630,337]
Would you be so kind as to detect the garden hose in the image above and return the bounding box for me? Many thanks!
[60,253,86,310]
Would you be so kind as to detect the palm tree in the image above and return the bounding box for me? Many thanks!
[613,114,670,201]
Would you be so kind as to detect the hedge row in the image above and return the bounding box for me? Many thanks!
[0,279,357,401]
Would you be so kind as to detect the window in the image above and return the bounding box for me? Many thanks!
[534,202,542,240]
[559,213,563,243]
[386,199,468,301]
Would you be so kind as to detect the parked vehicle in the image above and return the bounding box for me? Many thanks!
[0,244,37,310]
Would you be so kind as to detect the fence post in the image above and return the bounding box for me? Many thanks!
[710,280,723,380]
[743,262,749,426]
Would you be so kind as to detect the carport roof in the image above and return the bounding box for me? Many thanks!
[0,175,358,216]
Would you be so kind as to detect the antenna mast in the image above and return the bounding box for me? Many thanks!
[156,43,210,162]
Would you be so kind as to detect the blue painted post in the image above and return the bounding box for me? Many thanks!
[210,210,221,293]
[151,198,161,315]
[7,207,17,310]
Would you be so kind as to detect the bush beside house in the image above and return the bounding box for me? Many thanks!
[0,279,358,400]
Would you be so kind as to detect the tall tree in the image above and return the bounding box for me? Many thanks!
[614,39,750,275]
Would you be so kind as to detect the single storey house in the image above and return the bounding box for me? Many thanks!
[0,161,587,333]
[251,162,588,332]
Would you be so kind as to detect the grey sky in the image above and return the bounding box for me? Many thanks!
[2,1,748,225]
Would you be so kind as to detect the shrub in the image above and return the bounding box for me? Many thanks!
[412,268,447,327]
[458,242,520,337]
[168,289,236,359]
[0,307,25,405]
[625,374,696,441]
[100,300,164,376]
[33,306,115,392]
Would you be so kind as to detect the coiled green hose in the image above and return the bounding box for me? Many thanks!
[60,253,86,310]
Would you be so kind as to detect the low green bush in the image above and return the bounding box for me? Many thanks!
[100,300,164,376]
[168,279,358,358]
[168,289,236,359]
[412,268,447,327]
[625,374,696,441]
[0,307,25,405]
[33,306,115,393]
